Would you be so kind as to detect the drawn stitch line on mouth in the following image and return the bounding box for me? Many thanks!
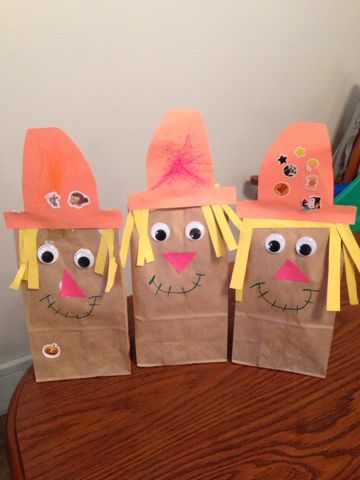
[249,282,320,312]
[148,273,206,296]
[39,294,102,319]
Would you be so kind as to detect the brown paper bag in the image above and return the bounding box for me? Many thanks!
[231,122,360,378]
[232,228,336,378]
[4,127,131,382]
[18,228,130,382]
[131,207,229,366]
[122,110,238,367]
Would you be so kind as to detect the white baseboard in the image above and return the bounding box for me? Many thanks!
[0,355,32,415]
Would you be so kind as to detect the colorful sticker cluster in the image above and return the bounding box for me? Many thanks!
[273,145,322,212]
[45,190,91,209]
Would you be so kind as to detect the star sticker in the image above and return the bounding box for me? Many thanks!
[294,147,306,158]
[277,155,287,164]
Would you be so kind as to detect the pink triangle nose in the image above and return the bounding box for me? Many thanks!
[162,251,196,273]
[60,269,87,298]
[272,259,309,283]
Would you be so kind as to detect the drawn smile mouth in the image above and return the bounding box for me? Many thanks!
[148,273,206,296]
[250,282,319,312]
[39,294,102,319]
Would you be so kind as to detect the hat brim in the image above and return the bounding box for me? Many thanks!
[128,186,236,210]
[3,210,123,229]
[237,200,356,224]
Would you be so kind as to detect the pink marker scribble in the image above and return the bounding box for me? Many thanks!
[151,135,210,190]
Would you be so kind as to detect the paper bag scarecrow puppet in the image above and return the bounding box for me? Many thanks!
[120,110,240,366]
[4,128,131,381]
[230,122,360,378]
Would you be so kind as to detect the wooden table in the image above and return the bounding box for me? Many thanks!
[6,288,360,480]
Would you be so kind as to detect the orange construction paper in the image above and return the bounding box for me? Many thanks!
[4,128,122,229]
[128,110,236,210]
[237,123,356,224]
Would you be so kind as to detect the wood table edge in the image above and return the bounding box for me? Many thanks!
[5,366,32,480]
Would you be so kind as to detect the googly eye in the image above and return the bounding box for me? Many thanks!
[150,223,170,242]
[73,249,94,268]
[295,237,317,256]
[37,244,59,264]
[185,221,205,240]
[265,233,286,254]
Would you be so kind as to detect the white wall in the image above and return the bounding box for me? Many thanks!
[1,0,360,364]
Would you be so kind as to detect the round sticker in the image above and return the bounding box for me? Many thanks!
[283,164,297,177]
[273,182,290,197]
[42,343,61,359]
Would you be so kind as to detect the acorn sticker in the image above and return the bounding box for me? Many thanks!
[306,158,320,172]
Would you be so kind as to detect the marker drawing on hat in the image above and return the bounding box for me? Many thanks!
[120,109,240,367]
[230,122,360,378]
[3,128,131,381]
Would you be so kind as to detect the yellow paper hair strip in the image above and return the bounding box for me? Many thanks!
[95,229,118,292]
[343,245,359,305]
[119,211,135,268]
[327,225,341,311]
[201,205,226,257]
[211,204,238,251]
[221,204,242,230]
[230,224,253,293]
[336,224,360,274]
[103,229,117,292]
[133,209,154,266]
[245,219,333,229]
[10,229,39,290]
[94,231,107,275]
[27,241,39,289]
[9,264,27,290]
[105,257,118,293]
[235,289,243,302]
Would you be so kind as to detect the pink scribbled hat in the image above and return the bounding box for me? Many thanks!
[127,110,236,210]
[237,122,356,224]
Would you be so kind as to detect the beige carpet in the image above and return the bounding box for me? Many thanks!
[0,415,11,479]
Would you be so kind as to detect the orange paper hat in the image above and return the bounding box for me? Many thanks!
[128,110,236,210]
[237,122,356,224]
[4,128,122,229]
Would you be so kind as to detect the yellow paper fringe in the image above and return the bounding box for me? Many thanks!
[95,229,118,293]
[228,218,360,310]
[133,209,154,266]
[10,229,39,290]
[221,204,242,230]
[230,220,253,294]
[95,232,107,275]
[343,244,359,305]
[336,224,360,273]
[244,218,333,229]
[201,205,226,257]
[235,288,243,302]
[327,225,341,311]
[119,212,135,268]
[211,204,238,251]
